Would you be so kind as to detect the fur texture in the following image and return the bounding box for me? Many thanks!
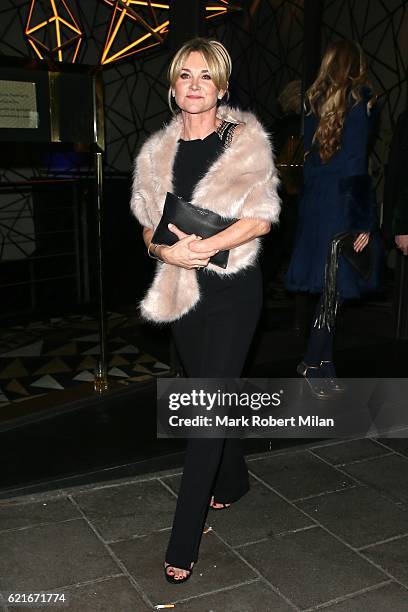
[131,105,280,322]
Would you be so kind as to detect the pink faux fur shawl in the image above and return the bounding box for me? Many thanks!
[130,105,280,323]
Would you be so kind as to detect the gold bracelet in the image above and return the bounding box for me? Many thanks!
[147,242,163,261]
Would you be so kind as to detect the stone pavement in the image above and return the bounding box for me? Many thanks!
[1,436,408,611]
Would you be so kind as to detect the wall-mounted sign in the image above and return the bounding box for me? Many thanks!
[0,80,38,129]
[0,60,103,147]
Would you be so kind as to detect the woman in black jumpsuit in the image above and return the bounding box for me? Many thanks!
[133,38,279,583]
[166,127,263,572]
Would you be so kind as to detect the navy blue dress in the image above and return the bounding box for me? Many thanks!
[285,93,382,298]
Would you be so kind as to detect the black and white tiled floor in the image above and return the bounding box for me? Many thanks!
[0,312,170,408]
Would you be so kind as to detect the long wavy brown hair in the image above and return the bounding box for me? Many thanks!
[306,40,375,163]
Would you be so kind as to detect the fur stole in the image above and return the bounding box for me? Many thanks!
[131,105,280,323]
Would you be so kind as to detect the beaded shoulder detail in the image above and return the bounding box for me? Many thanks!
[216,120,240,148]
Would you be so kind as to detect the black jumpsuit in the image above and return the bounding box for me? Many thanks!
[165,124,263,569]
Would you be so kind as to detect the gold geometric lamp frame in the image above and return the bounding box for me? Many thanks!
[100,0,169,65]
[100,0,236,65]
[25,0,83,63]
[206,0,231,20]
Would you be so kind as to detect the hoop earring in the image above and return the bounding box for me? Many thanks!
[168,89,178,115]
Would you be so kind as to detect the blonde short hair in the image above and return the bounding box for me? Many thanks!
[168,37,232,113]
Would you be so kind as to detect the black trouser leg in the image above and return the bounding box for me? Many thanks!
[165,437,227,567]
[166,437,250,567]
[165,268,262,567]
[212,438,249,503]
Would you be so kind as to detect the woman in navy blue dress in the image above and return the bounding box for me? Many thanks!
[286,40,381,396]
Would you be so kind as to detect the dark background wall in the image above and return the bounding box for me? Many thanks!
[0,0,407,316]
[0,1,406,176]
[0,0,305,176]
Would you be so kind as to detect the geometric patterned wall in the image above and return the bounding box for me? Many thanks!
[0,0,171,175]
[1,0,407,317]
[1,1,407,175]
[322,0,408,190]
[1,1,406,257]
[323,0,408,122]
[0,0,305,174]
[0,0,306,316]
[210,0,304,128]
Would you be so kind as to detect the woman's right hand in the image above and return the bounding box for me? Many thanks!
[159,234,218,269]
[353,232,370,252]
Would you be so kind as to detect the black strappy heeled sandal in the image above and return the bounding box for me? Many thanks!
[164,562,194,584]
[210,501,231,512]
[209,496,231,511]
[297,361,333,400]
[320,360,346,393]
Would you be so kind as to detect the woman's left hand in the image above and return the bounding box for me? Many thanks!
[169,217,270,254]
[168,223,189,241]
[168,223,214,254]
[353,232,370,252]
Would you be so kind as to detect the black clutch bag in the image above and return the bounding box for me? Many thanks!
[152,192,237,269]
[338,232,374,279]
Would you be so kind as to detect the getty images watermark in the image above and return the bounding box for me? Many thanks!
[166,388,328,428]
[168,387,283,410]
[157,378,408,438]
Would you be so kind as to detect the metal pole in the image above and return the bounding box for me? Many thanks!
[94,150,108,391]
[92,72,108,393]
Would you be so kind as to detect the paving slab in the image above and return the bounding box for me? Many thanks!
[163,475,313,547]
[321,582,408,611]
[376,438,408,456]
[209,482,313,547]
[2,443,407,611]
[0,489,66,504]
[310,439,390,466]
[62,468,183,497]
[0,520,118,592]
[362,534,408,587]
[248,452,353,500]
[72,480,177,541]
[110,529,257,606]
[239,526,385,609]
[176,580,295,611]
[297,486,408,548]
[0,498,80,532]
[342,454,408,506]
[10,576,150,612]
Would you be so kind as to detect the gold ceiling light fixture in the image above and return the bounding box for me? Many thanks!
[100,0,169,65]
[25,0,83,62]
[100,1,239,65]
[206,0,230,20]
